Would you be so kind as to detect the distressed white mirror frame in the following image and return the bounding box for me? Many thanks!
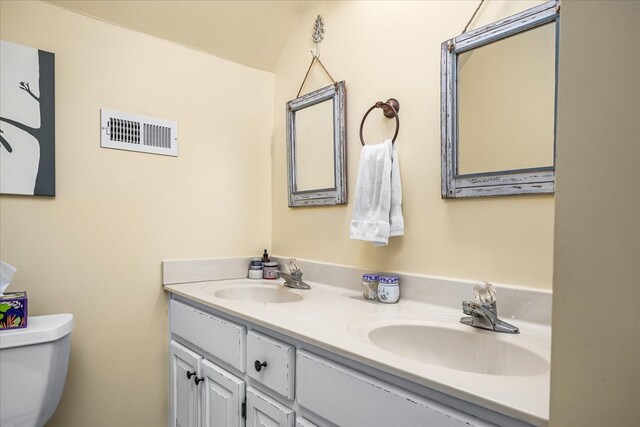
[286,81,346,207]
[441,0,559,198]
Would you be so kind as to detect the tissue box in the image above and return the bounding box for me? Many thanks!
[0,291,28,330]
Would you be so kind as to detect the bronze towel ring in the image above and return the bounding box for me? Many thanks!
[359,98,400,146]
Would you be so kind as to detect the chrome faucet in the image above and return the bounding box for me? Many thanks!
[276,259,310,290]
[460,282,519,334]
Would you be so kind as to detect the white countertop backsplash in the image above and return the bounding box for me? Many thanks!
[163,256,552,326]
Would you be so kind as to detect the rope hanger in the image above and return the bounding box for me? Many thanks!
[296,15,338,98]
[296,55,338,98]
[448,0,486,52]
[463,0,486,34]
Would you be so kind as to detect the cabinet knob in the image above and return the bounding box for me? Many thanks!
[186,371,196,379]
[254,360,268,372]
[194,376,204,385]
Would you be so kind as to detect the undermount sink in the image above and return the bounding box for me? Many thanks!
[349,312,549,376]
[202,283,303,303]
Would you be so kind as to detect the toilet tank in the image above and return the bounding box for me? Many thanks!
[0,314,74,427]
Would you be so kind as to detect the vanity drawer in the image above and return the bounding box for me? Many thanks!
[247,330,295,400]
[170,299,246,372]
[296,350,492,427]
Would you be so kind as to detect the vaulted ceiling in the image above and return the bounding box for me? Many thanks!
[44,0,308,72]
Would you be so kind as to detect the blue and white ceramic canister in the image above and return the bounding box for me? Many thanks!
[361,274,379,300]
[377,275,400,303]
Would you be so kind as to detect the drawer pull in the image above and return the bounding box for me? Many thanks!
[194,376,204,385]
[186,371,196,379]
[254,360,268,372]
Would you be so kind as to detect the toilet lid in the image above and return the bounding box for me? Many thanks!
[0,313,74,349]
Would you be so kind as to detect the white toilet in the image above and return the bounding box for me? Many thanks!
[0,314,74,427]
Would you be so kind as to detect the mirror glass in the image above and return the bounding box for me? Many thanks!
[294,100,335,191]
[457,22,556,175]
[286,81,346,207]
[441,0,558,198]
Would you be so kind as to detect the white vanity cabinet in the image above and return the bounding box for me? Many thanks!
[168,295,529,427]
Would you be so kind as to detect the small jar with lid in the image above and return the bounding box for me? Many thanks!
[361,274,379,300]
[377,275,400,303]
[248,265,263,279]
[262,262,279,279]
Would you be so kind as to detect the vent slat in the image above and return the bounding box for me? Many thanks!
[109,117,142,145]
[101,109,177,156]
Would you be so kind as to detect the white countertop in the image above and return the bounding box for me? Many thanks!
[165,278,550,426]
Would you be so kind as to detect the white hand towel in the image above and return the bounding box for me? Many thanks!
[350,140,404,246]
[388,142,404,238]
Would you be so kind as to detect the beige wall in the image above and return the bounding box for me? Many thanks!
[272,0,554,289]
[0,1,272,426]
[550,1,640,425]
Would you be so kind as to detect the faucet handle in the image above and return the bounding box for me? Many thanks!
[473,281,496,305]
[286,258,300,274]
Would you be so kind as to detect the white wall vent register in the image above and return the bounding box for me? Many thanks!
[100,109,178,156]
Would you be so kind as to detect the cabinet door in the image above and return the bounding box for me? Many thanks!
[246,387,294,427]
[170,341,202,427]
[295,418,319,427]
[200,359,245,427]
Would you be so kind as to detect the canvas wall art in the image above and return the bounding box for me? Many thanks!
[0,40,55,196]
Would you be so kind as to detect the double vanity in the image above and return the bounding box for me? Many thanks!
[163,258,551,427]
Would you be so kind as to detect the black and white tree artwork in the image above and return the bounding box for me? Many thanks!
[0,40,55,196]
